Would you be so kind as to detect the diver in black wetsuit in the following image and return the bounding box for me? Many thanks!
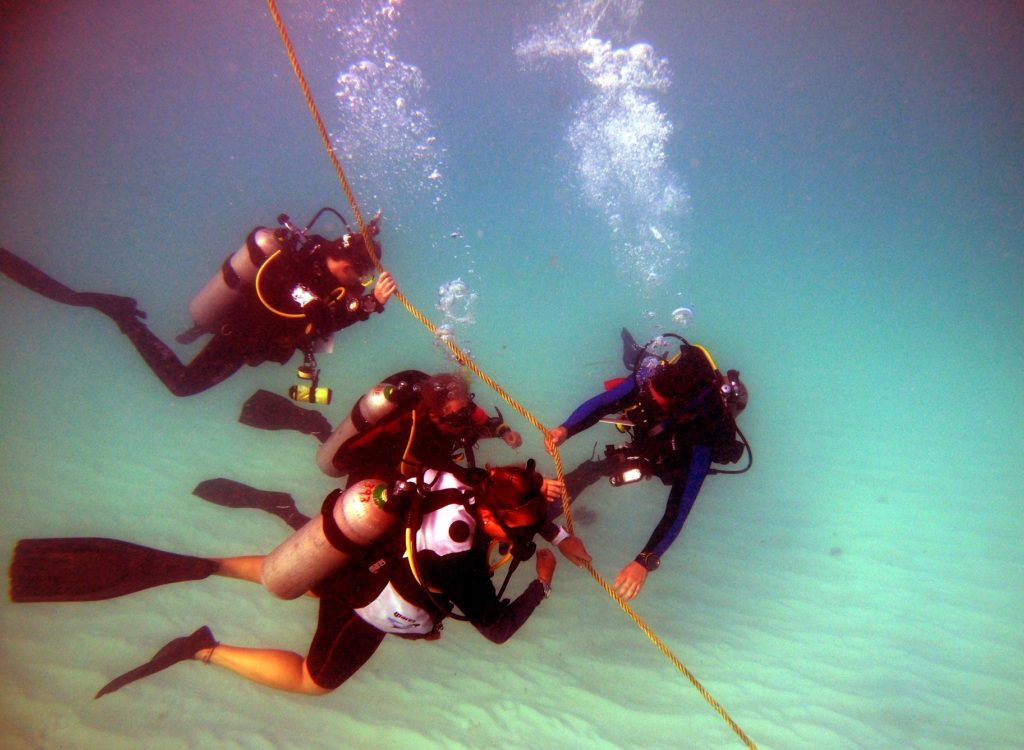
[546,330,750,601]
[0,210,396,397]
[317,370,522,483]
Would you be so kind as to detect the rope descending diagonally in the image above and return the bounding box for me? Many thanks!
[265,2,757,748]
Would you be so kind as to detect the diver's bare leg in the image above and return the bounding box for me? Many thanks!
[213,556,265,584]
[196,645,329,695]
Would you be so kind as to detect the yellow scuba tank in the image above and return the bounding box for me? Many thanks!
[260,478,398,599]
[316,380,406,477]
[186,227,283,332]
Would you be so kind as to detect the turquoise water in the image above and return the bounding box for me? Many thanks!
[1,2,1021,749]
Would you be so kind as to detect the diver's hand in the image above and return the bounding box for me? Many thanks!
[500,429,523,449]
[545,426,568,455]
[556,535,592,567]
[540,478,564,502]
[535,548,556,586]
[613,561,648,601]
[373,270,396,305]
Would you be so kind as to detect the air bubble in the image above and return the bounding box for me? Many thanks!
[436,277,478,325]
[671,306,694,327]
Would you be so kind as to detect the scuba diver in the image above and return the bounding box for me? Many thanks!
[237,369,524,481]
[0,208,397,397]
[546,329,750,601]
[10,463,560,697]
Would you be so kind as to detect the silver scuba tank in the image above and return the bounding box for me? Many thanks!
[316,381,404,477]
[260,478,397,599]
[186,227,283,332]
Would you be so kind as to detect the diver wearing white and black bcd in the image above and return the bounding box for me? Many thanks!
[305,469,553,690]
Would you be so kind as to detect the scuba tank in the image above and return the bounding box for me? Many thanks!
[186,227,285,332]
[260,478,401,599]
[316,377,419,477]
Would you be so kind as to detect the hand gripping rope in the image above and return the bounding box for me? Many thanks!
[265,2,757,747]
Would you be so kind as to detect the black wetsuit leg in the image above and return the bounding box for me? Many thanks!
[306,595,386,690]
[117,318,250,396]
[563,456,615,499]
[546,456,616,521]
[0,248,251,396]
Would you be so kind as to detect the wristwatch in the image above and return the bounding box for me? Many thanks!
[539,581,552,598]
[635,552,660,571]
[361,294,380,314]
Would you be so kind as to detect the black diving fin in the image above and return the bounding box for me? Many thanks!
[95,625,217,699]
[1,247,83,305]
[621,327,643,371]
[192,478,310,531]
[9,538,218,603]
[238,389,333,443]
[0,247,146,326]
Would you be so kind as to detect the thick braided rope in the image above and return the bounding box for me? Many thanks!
[583,560,759,749]
[266,3,756,747]
[266,0,367,240]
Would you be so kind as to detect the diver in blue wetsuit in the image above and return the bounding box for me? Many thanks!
[546,330,750,601]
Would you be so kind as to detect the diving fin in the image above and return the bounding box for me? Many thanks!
[95,625,217,699]
[0,247,146,327]
[0,247,82,305]
[192,478,310,531]
[621,327,642,371]
[9,537,218,603]
[239,389,333,443]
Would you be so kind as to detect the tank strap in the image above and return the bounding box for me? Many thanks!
[246,229,268,266]
[320,489,366,555]
[220,255,242,289]
[350,395,372,432]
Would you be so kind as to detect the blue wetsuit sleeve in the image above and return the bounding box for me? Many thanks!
[642,444,713,559]
[562,374,638,438]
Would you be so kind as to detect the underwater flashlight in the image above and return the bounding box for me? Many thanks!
[604,445,651,487]
[610,466,647,487]
[289,384,332,405]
